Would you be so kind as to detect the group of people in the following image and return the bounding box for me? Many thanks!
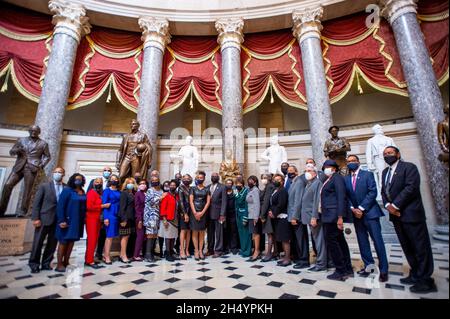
[27,145,437,294]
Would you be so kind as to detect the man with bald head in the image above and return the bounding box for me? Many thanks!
[0,125,51,217]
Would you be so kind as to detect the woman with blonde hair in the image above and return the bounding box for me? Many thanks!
[118,177,137,263]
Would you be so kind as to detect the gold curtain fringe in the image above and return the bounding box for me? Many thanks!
[68,42,95,103]
[321,26,376,46]
[241,47,252,106]
[211,52,222,106]
[85,35,142,59]
[0,27,51,41]
[166,46,220,64]
[159,51,176,109]
[287,42,307,103]
[242,39,296,60]
[322,41,335,94]
[133,50,142,104]
[418,10,449,22]
[1,62,11,92]
[39,35,53,87]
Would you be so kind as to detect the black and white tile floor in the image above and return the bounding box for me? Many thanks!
[0,242,448,299]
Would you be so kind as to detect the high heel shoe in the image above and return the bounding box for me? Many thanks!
[102,257,112,265]
[119,256,131,264]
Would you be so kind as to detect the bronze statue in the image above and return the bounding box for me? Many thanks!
[323,125,351,175]
[438,104,449,163]
[116,119,152,182]
[0,125,50,217]
[219,149,241,183]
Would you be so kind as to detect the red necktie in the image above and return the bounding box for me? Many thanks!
[352,173,357,191]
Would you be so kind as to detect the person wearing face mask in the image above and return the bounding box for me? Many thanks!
[143,176,163,262]
[159,180,185,261]
[133,180,149,261]
[224,178,239,255]
[260,174,278,262]
[189,171,211,260]
[85,177,108,269]
[133,172,142,185]
[320,160,352,281]
[293,165,327,272]
[246,176,261,261]
[28,167,67,273]
[280,162,289,184]
[345,155,389,282]
[55,173,87,272]
[235,178,251,258]
[305,158,327,183]
[101,174,121,265]
[178,174,192,259]
[94,166,113,263]
[206,172,227,258]
[381,146,436,294]
[118,178,137,263]
[156,180,171,257]
[269,174,291,267]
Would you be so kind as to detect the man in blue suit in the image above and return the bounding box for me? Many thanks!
[381,146,436,294]
[345,155,389,282]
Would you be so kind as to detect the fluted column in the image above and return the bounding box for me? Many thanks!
[34,0,91,176]
[137,17,170,170]
[380,0,448,224]
[292,7,333,168]
[215,18,245,172]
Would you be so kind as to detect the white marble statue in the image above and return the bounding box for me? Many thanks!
[366,124,396,199]
[170,136,199,179]
[260,135,288,175]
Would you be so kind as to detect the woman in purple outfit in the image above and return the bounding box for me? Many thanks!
[133,179,148,261]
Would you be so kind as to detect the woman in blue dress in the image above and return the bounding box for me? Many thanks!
[102,174,121,264]
[55,173,87,272]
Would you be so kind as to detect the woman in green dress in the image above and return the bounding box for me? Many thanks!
[235,179,252,258]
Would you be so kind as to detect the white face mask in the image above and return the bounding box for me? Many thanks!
[324,168,334,176]
[305,172,314,181]
[261,179,268,185]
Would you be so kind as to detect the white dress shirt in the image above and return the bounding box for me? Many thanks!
[349,167,366,211]
[384,159,400,210]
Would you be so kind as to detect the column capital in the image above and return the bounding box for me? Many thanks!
[292,6,323,44]
[379,0,418,25]
[215,18,244,51]
[48,0,91,43]
[138,17,171,52]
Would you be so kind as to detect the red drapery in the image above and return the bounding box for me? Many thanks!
[0,0,448,115]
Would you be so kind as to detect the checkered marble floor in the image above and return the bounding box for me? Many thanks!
[0,241,448,299]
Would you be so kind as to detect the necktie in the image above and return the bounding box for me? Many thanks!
[385,167,392,201]
[56,184,61,201]
[352,173,357,191]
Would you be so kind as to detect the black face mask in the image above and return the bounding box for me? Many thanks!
[273,181,281,188]
[384,155,398,166]
[287,173,296,179]
[248,182,255,188]
[169,187,177,193]
[226,185,233,190]
[94,184,102,190]
[211,176,220,184]
[182,180,191,186]
[151,181,160,187]
[236,186,243,191]
[134,177,141,184]
[281,168,288,175]
[110,180,119,186]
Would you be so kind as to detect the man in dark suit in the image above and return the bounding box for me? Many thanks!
[320,160,353,281]
[345,155,389,282]
[381,146,436,294]
[207,172,227,257]
[0,125,51,217]
[28,167,67,273]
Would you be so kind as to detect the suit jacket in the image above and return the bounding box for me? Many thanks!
[381,160,426,223]
[287,176,306,221]
[246,186,260,219]
[345,169,383,220]
[260,183,275,219]
[269,187,288,217]
[207,183,227,219]
[320,173,349,223]
[119,191,135,222]
[31,181,67,226]
[299,178,322,225]
[10,137,50,173]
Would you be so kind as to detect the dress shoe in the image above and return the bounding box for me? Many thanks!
[205,251,214,257]
[144,256,155,263]
[409,281,437,294]
[307,266,327,273]
[400,275,417,285]
[246,256,259,262]
[54,267,66,273]
[231,249,239,255]
[277,261,291,267]
[85,263,101,269]
[357,269,370,277]
[293,263,310,269]
[260,256,272,262]
[212,253,223,258]
[379,273,389,282]
[30,267,40,274]
[327,272,346,281]
[166,255,175,262]
[41,265,53,271]
[345,270,355,278]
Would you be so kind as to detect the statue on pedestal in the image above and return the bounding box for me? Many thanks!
[116,119,152,183]
[0,125,51,217]
[366,124,396,199]
[323,125,351,175]
[260,135,288,175]
[438,104,449,164]
[220,149,241,183]
[170,136,199,179]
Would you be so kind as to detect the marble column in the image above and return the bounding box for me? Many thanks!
[34,0,91,176]
[215,18,245,172]
[380,0,449,224]
[137,17,171,170]
[292,7,333,168]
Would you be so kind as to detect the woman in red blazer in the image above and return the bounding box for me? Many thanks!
[159,180,184,262]
[85,177,108,268]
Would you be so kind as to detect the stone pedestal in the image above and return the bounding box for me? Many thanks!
[0,218,34,256]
